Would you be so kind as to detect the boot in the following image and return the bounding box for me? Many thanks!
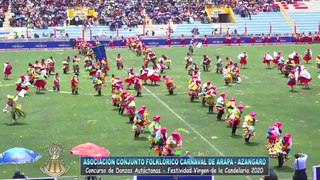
[57,88,60,91]
[217,110,224,120]
[98,90,101,96]
[120,108,125,115]
[245,137,250,143]
[202,98,206,106]
[118,107,122,114]
[129,117,134,124]
[75,91,78,94]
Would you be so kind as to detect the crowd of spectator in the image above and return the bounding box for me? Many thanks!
[145,0,209,24]
[10,0,68,28]
[7,0,281,28]
[0,0,9,27]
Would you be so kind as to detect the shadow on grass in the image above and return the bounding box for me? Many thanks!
[165,94,177,96]
[93,94,103,97]
[289,90,299,93]
[190,100,201,103]
[231,134,242,139]
[134,137,148,141]
[245,142,260,146]
[144,84,161,87]
[4,122,28,126]
[35,92,46,95]
[273,165,295,172]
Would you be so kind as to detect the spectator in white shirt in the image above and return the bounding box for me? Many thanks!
[293,153,308,180]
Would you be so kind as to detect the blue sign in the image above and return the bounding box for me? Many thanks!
[0,36,295,49]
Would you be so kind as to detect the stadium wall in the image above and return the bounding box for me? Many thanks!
[0,36,295,49]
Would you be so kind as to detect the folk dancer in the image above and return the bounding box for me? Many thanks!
[149,115,161,151]
[71,73,79,94]
[231,63,241,83]
[216,92,226,121]
[134,77,142,97]
[185,53,193,69]
[223,65,232,86]
[16,75,29,97]
[268,134,292,168]
[133,105,149,138]
[238,51,248,69]
[316,55,320,69]
[163,75,176,95]
[124,68,135,89]
[62,59,69,74]
[201,80,212,106]
[263,52,274,69]
[116,53,124,70]
[266,121,282,149]
[225,96,236,120]
[152,127,167,156]
[216,56,223,74]
[229,104,244,135]
[163,131,182,156]
[3,61,12,80]
[2,95,25,123]
[72,56,80,73]
[242,112,258,143]
[297,66,312,89]
[287,70,297,91]
[303,49,312,64]
[125,96,136,123]
[205,86,216,114]
[53,73,60,91]
[201,55,211,72]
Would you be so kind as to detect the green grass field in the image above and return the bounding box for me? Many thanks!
[0,44,320,180]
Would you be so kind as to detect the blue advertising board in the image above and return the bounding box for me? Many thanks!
[0,36,294,49]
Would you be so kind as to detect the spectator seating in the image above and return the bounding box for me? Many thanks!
[288,11,320,32]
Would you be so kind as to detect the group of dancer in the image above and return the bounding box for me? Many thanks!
[108,38,182,156]
[263,49,315,91]
[2,37,318,167]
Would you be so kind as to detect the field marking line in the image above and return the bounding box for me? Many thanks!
[108,58,226,156]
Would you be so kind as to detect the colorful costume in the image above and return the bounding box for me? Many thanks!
[134,78,142,97]
[3,61,12,79]
[116,54,124,70]
[125,68,135,89]
[205,86,216,113]
[62,60,69,74]
[3,95,25,123]
[317,55,320,69]
[266,122,282,149]
[71,74,79,94]
[34,70,47,93]
[216,56,223,74]
[47,57,55,74]
[93,76,103,96]
[72,56,80,73]
[263,52,274,68]
[229,104,244,135]
[164,75,176,95]
[216,93,226,120]
[16,75,29,97]
[231,63,241,83]
[287,70,296,91]
[148,69,161,85]
[152,128,167,156]
[238,51,248,68]
[298,66,312,88]
[188,80,201,101]
[163,131,182,156]
[225,96,236,120]
[133,105,150,138]
[242,112,257,143]
[125,96,136,123]
[148,115,161,144]
[111,81,123,107]
[223,66,232,86]
[268,134,292,168]
[303,49,312,63]
[53,74,60,91]
[202,55,211,71]
[185,53,193,69]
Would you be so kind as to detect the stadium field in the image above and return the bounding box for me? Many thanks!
[0,44,320,180]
